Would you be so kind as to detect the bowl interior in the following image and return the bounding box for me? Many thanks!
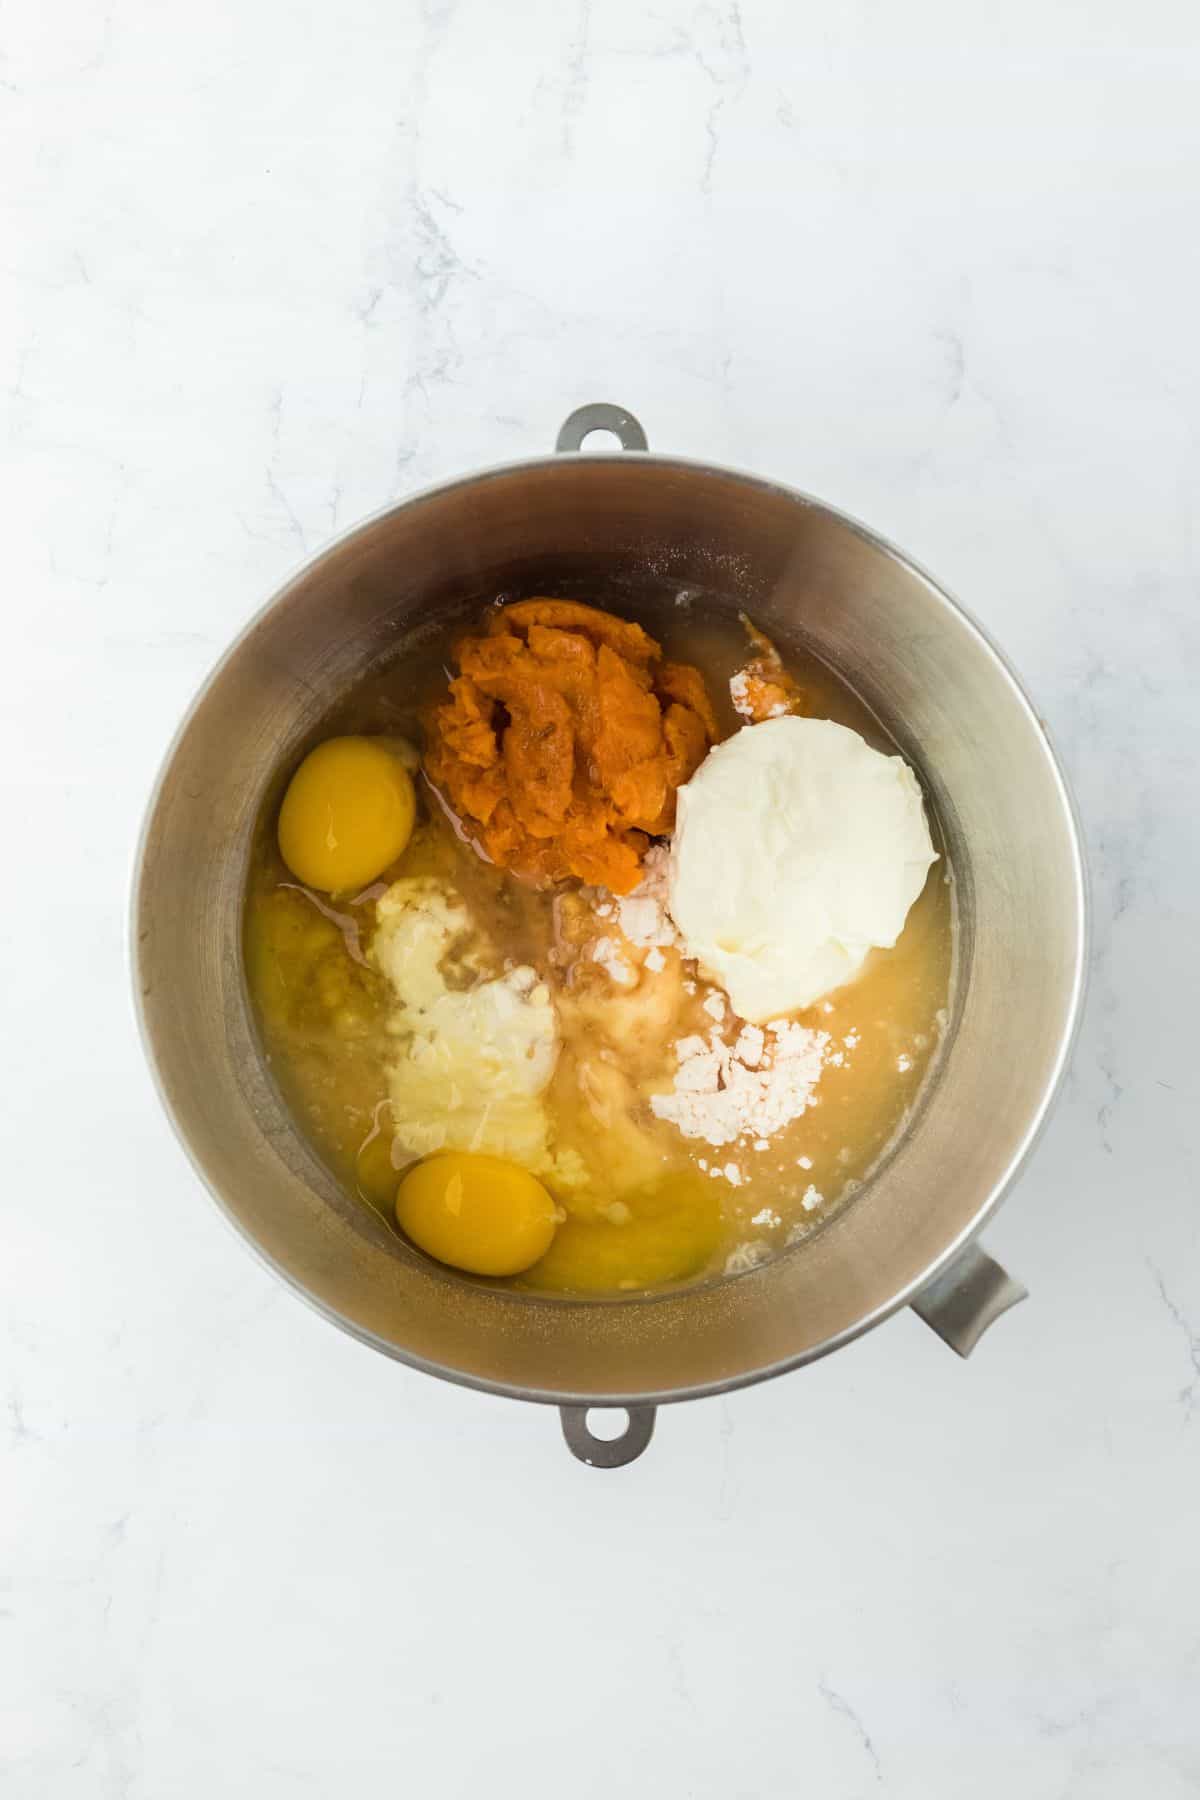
[135,455,1085,1404]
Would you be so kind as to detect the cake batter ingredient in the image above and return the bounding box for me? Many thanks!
[729,616,808,723]
[611,844,680,948]
[669,716,938,1021]
[650,1017,829,1148]
[424,599,718,894]
[371,878,560,1166]
[395,1151,559,1277]
[277,735,416,892]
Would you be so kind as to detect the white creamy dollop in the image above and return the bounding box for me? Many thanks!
[668,716,938,1023]
[371,879,560,1165]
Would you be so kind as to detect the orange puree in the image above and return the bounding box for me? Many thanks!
[423,599,719,893]
[731,614,810,724]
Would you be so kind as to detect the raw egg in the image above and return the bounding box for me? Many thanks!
[395,1152,559,1277]
[278,736,415,892]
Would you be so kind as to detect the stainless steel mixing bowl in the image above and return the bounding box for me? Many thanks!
[132,403,1087,1467]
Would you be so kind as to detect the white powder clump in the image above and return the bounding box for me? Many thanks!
[729,671,754,720]
[644,946,666,973]
[613,846,680,950]
[591,935,637,987]
[617,895,664,945]
[801,1185,824,1211]
[702,990,727,1022]
[651,1018,829,1149]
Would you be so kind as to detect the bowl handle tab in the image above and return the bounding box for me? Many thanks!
[910,1241,1028,1357]
[555,403,649,454]
[560,1404,657,1468]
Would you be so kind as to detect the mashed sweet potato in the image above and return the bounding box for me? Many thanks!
[423,599,719,893]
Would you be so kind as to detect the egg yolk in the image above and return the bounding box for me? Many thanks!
[278,736,415,892]
[525,1175,720,1293]
[395,1152,559,1277]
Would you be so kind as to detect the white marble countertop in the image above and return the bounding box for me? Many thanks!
[4,2,1198,1793]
